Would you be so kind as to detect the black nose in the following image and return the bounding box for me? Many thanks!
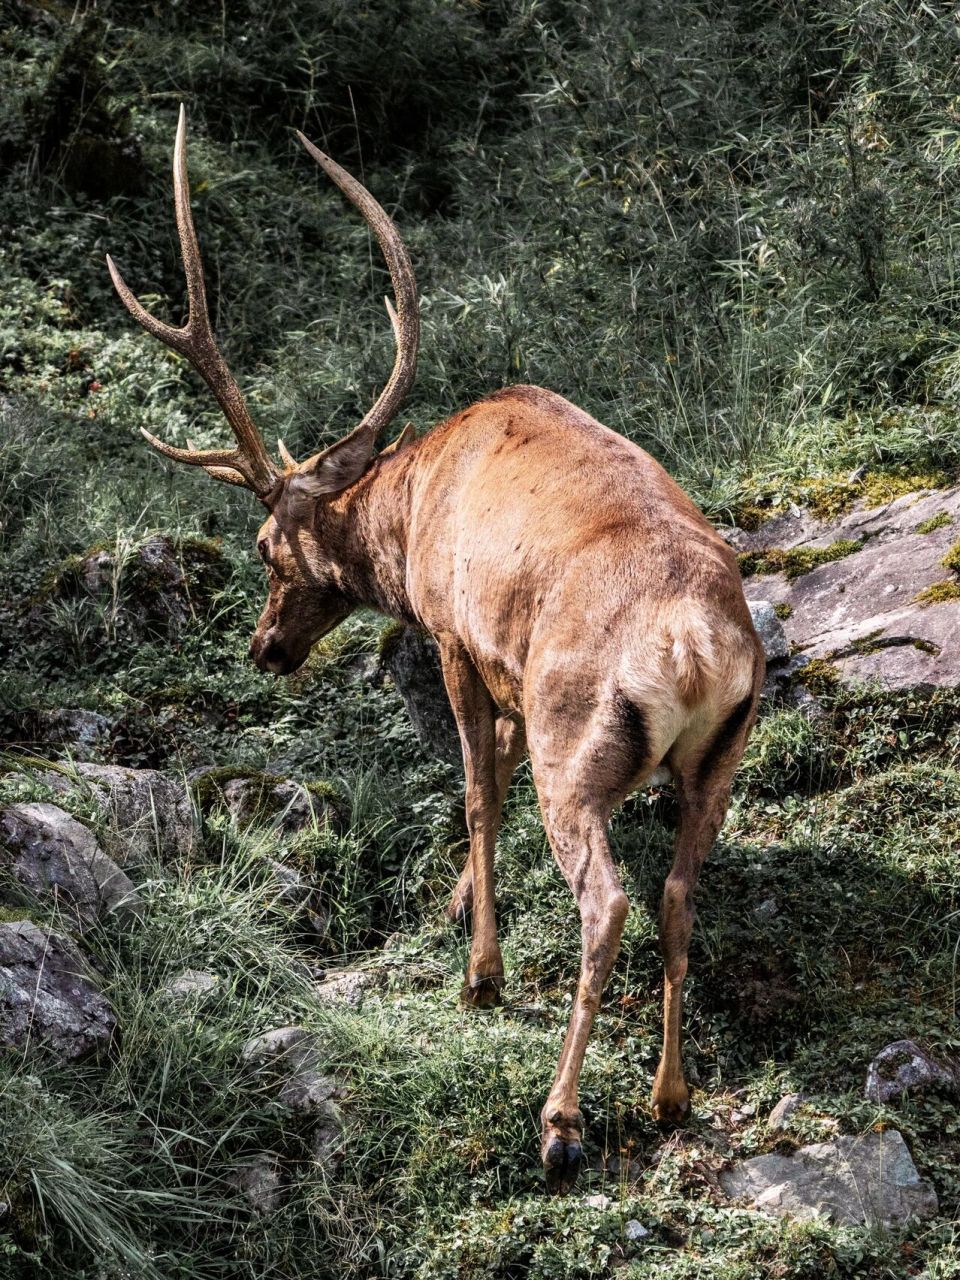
[251,634,289,672]
[263,639,288,668]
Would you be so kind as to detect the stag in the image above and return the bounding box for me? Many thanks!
[108,107,764,1193]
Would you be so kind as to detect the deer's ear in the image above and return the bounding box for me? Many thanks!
[379,421,417,457]
[287,427,375,500]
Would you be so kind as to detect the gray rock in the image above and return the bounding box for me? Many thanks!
[0,920,116,1058]
[309,1102,345,1173]
[0,802,142,931]
[734,483,960,689]
[379,627,462,767]
[767,1093,804,1131]
[191,770,344,841]
[265,860,328,937]
[32,764,194,865]
[163,969,219,1000]
[34,533,228,652]
[585,1193,612,1211]
[748,600,789,663]
[34,709,114,756]
[221,777,338,836]
[624,1219,649,1241]
[864,1040,956,1104]
[313,969,378,1009]
[232,1152,284,1214]
[242,1025,339,1116]
[720,1130,937,1227]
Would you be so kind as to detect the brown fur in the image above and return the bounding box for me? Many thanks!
[250,386,764,1192]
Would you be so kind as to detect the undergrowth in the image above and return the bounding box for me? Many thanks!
[3,1,960,1277]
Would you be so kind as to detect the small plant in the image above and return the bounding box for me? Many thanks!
[915,511,952,535]
[738,539,863,581]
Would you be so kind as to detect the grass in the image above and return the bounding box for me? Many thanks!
[3,689,960,1276]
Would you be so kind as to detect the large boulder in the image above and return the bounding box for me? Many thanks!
[40,762,192,865]
[720,1130,937,1227]
[0,920,116,1058]
[729,483,960,688]
[379,626,462,767]
[31,763,194,865]
[0,802,142,931]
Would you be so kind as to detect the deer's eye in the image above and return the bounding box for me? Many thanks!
[257,538,269,562]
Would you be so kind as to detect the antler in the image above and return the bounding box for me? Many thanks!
[296,132,420,449]
[106,105,280,497]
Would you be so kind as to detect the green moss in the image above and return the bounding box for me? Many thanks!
[189,765,287,812]
[191,767,344,828]
[848,629,886,656]
[0,905,35,926]
[817,470,946,520]
[940,539,960,574]
[731,501,779,532]
[376,620,408,661]
[861,469,948,508]
[794,657,840,693]
[774,602,793,620]
[914,579,960,606]
[915,511,952,534]
[747,470,951,524]
[738,539,863,581]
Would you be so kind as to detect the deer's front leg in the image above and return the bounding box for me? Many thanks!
[447,715,526,923]
[437,637,504,1008]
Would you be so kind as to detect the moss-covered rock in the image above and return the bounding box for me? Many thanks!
[22,532,232,659]
[191,767,346,836]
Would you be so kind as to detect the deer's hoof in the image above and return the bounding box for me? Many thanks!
[460,972,505,1008]
[542,1133,583,1195]
[651,1090,691,1129]
[541,1108,584,1195]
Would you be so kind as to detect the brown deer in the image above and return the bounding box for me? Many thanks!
[108,108,764,1194]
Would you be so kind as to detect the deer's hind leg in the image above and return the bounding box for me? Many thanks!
[447,715,526,924]
[651,693,758,1126]
[527,694,649,1194]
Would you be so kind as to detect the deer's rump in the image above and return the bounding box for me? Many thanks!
[405,385,762,765]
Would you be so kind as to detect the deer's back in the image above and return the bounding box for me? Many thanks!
[398,386,758,719]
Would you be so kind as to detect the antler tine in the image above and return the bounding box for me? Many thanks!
[296,132,420,444]
[107,105,279,497]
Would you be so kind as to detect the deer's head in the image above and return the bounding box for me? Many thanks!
[107,107,419,675]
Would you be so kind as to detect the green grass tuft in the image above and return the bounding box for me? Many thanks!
[738,539,863,581]
[915,511,952,535]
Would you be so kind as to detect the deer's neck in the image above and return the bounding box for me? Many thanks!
[326,455,418,623]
